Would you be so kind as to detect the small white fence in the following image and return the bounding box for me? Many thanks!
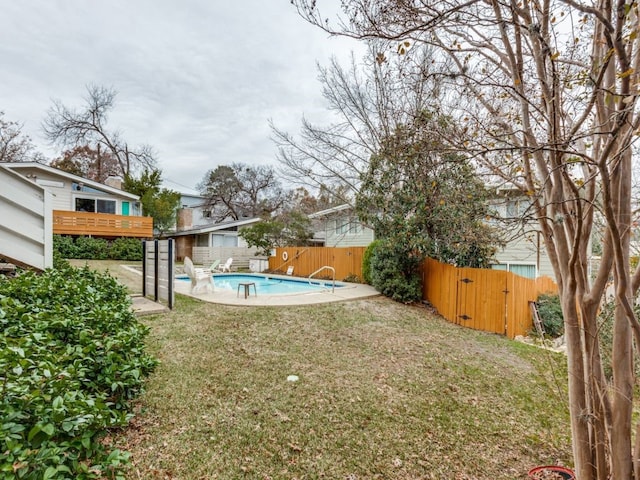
[191,246,262,271]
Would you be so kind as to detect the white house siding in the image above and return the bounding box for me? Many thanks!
[313,215,374,248]
[492,230,555,278]
[10,167,71,210]
[324,225,375,247]
[0,167,53,270]
[3,164,139,215]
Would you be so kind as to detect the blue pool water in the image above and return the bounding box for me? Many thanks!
[179,273,343,295]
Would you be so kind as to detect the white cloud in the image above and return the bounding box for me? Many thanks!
[0,0,363,194]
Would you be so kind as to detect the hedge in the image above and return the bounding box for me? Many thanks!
[0,265,157,479]
[53,235,143,261]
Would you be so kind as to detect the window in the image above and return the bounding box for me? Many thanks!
[211,234,238,247]
[509,264,536,279]
[72,182,106,194]
[74,197,116,214]
[505,199,531,218]
[75,198,95,212]
[491,263,536,279]
[335,217,360,235]
[335,218,348,235]
[97,199,116,214]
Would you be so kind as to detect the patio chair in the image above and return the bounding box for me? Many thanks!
[184,256,214,293]
[208,259,221,272]
[219,257,233,273]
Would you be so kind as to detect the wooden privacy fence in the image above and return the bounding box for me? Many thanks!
[422,257,557,338]
[269,247,366,280]
[268,247,557,339]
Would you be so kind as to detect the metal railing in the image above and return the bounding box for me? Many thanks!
[308,265,335,293]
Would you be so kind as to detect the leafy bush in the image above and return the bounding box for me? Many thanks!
[53,235,143,261]
[52,235,77,258]
[342,273,361,283]
[536,293,564,338]
[362,239,380,285]
[369,239,423,303]
[108,238,143,261]
[0,265,157,479]
[73,236,110,260]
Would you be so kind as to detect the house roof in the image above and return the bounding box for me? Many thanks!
[0,161,140,201]
[167,216,262,237]
[308,203,353,219]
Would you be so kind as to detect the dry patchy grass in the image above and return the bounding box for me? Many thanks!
[113,294,571,480]
[68,259,143,294]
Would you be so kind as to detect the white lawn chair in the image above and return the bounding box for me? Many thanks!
[219,257,233,273]
[184,256,214,293]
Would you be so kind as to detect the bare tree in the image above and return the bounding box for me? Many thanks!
[293,1,640,478]
[197,163,288,221]
[43,85,155,178]
[0,112,44,163]
[271,40,442,202]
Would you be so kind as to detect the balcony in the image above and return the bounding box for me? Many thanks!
[53,210,153,238]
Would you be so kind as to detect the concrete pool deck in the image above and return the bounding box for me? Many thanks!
[173,275,381,306]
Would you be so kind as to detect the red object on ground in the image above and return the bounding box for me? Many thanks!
[528,465,575,479]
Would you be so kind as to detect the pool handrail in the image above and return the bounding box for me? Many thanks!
[308,266,335,293]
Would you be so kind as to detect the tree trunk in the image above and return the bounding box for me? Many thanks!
[563,288,594,480]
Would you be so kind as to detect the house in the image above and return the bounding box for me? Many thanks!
[308,198,555,280]
[1,162,153,238]
[487,190,555,279]
[166,210,262,268]
[0,164,53,270]
[308,204,375,247]
[174,193,219,231]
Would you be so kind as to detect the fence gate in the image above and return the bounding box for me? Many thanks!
[455,274,474,326]
[454,267,509,335]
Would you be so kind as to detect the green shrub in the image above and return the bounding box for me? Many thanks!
[109,238,143,261]
[0,265,157,479]
[362,240,380,285]
[52,250,70,270]
[370,239,423,303]
[73,236,109,260]
[53,235,143,261]
[342,273,361,283]
[52,235,78,258]
[536,293,564,338]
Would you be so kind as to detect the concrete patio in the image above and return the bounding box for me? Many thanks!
[173,276,380,306]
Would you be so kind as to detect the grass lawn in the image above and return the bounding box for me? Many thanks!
[68,259,143,294]
[95,262,572,480]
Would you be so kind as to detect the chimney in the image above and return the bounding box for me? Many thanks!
[104,175,123,190]
[177,208,193,231]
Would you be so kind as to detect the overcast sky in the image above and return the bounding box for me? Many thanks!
[0,1,361,194]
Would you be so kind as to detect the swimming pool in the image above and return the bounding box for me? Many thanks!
[178,273,343,295]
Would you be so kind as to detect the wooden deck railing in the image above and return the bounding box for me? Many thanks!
[52,210,153,238]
